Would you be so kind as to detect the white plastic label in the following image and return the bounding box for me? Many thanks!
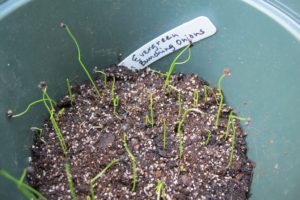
[118,16,217,70]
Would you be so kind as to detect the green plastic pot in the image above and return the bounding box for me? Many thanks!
[0,0,299,199]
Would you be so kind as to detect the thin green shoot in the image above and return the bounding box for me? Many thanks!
[94,70,107,88]
[0,168,47,200]
[89,159,119,200]
[203,85,218,104]
[164,44,192,89]
[10,98,55,118]
[62,23,100,96]
[86,196,91,200]
[113,95,119,116]
[215,69,231,128]
[177,108,204,160]
[56,108,65,120]
[65,162,77,200]
[163,118,167,150]
[66,78,74,105]
[224,111,250,168]
[123,133,137,192]
[205,129,212,145]
[149,68,167,76]
[155,179,166,200]
[178,92,182,117]
[30,127,42,134]
[145,93,154,127]
[111,76,116,100]
[42,88,68,156]
[193,88,199,107]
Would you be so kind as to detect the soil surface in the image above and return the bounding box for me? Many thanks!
[27,65,254,200]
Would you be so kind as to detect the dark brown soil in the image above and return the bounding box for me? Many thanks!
[27,65,254,200]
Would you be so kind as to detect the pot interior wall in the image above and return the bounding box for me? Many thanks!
[0,0,299,199]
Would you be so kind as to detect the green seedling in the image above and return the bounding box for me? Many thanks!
[111,76,116,100]
[94,69,107,88]
[66,78,74,105]
[155,179,166,200]
[164,43,192,89]
[89,159,119,200]
[203,85,218,104]
[56,108,65,120]
[8,98,55,118]
[123,133,137,192]
[30,127,42,134]
[42,88,68,156]
[225,111,251,168]
[205,129,212,145]
[149,68,167,76]
[61,23,100,96]
[215,69,231,128]
[145,93,154,127]
[177,108,204,160]
[193,88,199,107]
[0,169,47,200]
[163,118,167,150]
[113,95,119,116]
[65,162,77,200]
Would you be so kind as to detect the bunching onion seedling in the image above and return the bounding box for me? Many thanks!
[123,133,137,192]
[225,111,251,168]
[205,129,212,145]
[42,87,68,156]
[66,78,74,105]
[155,179,166,200]
[88,159,119,200]
[94,68,107,88]
[111,76,120,116]
[215,68,231,128]
[203,85,218,104]
[61,23,100,96]
[145,93,154,127]
[193,88,199,107]
[0,169,47,200]
[163,118,167,150]
[164,43,192,89]
[65,162,77,200]
[177,108,204,160]
[149,68,167,77]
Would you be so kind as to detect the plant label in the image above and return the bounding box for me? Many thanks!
[119,16,217,70]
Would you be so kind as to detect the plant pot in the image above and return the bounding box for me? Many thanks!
[0,0,299,199]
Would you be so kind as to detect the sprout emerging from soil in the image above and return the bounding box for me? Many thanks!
[149,68,167,77]
[113,95,119,116]
[193,88,199,108]
[163,118,167,150]
[177,108,204,160]
[163,43,192,89]
[145,93,154,127]
[155,179,166,200]
[61,23,100,96]
[64,162,77,200]
[94,66,107,88]
[0,168,47,200]
[7,98,55,119]
[111,76,120,117]
[123,133,137,192]
[66,78,74,105]
[88,159,119,200]
[205,129,212,145]
[225,111,251,168]
[215,68,231,128]
[42,87,68,156]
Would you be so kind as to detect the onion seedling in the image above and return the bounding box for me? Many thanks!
[155,179,166,200]
[123,133,137,192]
[215,69,231,128]
[164,43,192,89]
[94,67,107,88]
[145,93,154,127]
[61,23,100,96]
[205,129,212,145]
[66,78,74,105]
[177,108,204,160]
[0,168,47,200]
[193,88,199,107]
[65,161,77,200]
[225,111,251,168]
[88,159,119,200]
